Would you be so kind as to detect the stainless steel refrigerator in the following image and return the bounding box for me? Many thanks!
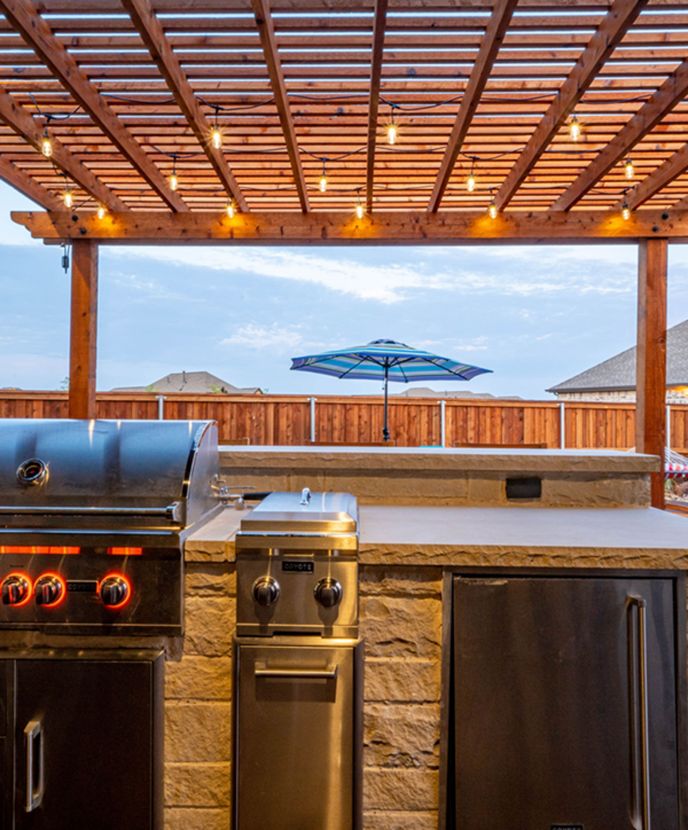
[451,574,685,829]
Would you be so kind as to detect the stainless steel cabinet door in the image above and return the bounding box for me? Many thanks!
[235,640,360,830]
[453,576,680,830]
[13,657,163,830]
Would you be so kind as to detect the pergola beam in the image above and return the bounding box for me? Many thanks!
[494,0,646,212]
[365,0,388,213]
[552,58,688,212]
[12,208,688,245]
[0,156,62,211]
[428,0,518,213]
[122,0,247,212]
[0,87,127,212]
[0,0,187,212]
[251,0,309,212]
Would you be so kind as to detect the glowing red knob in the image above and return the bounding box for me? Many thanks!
[99,576,130,609]
[34,575,65,607]
[1,574,31,606]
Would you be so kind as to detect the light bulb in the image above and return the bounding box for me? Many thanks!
[355,201,364,220]
[226,200,235,219]
[63,189,73,209]
[466,172,476,193]
[41,133,53,158]
[624,158,634,180]
[569,115,581,142]
[387,122,398,145]
[97,204,106,220]
[319,174,327,193]
[169,172,178,192]
[211,127,222,150]
[488,200,498,220]
[622,202,631,221]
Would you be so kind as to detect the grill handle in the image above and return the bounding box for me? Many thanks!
[0,504,180,521]
[24,718,44,813]
[254,666,337,680]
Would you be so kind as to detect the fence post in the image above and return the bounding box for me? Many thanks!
[309,397,317,443]
[157,395,165,420]
[666,403,671,451]
[439,400,446,447]
[559,401,566,449]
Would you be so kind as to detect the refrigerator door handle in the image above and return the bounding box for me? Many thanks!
[24,717,45,813]
[628,595,651,830]
[254,666,338,680]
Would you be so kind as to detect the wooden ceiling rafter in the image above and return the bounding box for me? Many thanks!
[0,155,61,210]
[0,0,187,212]
[251,0,309,212]
[365,0,388,214]
[493,0,647,212]
[552,58,688,212]
[121,0,248,212]
[0,86,127,211]
[428,0,519,213]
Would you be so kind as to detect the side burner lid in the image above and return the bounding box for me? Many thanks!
[238,490,357,534]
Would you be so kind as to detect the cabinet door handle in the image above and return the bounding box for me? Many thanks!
[254,666,337,680]
[628,595,651,830]
[24,718,44,813]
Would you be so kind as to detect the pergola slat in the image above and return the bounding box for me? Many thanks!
[622,143,688,210]
[494,0,646,212]
[0,0,188,212]
[251,0,309,212]
[0,87,126,211]
[428,0,518,213]
[121,0,248,212]
[553,59,688,211]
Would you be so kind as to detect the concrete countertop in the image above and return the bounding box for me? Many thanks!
[185,504,688,568]
[219,446,659,474]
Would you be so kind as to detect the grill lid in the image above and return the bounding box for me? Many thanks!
[238,490,357,534]
[0,419,219,530]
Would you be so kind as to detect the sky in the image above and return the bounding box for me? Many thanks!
[1,180,686,400]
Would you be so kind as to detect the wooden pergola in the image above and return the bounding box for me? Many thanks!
[0,0,685,507]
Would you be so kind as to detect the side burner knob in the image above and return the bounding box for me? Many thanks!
[1,575,31,606]
[100,576,130,609]
[252,576,280,607]
[314,577,343,609]
[34,575,65,607]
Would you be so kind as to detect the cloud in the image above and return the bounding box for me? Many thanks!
[105,269,201,303]
[220,323,307,351]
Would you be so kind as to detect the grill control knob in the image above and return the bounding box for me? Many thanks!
[1,575,31,606]
[34,575,64,607]
[100,576,130,608]
[314,577,343,608]
[252,576,279,607]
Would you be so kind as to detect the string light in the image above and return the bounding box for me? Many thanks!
[226,199,235,219]
[466,159,476,193]
[169,155,178,192]
[97,204,106,220]
[569,115,582,142]
[355,190,364,220]
[63,187,73,209]
[624,157,634,180]
[622,198,631,221]
[488,193,498,220]
[40,128,53,158]
[211,126,222,150]
[319,159,328,193]
[386,106,398,146]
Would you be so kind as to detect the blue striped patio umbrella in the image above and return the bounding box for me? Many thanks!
[291,338,492,442]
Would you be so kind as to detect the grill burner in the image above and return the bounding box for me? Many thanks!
[0,419,220,634]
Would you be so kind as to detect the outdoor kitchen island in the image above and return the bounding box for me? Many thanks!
[172,447,688,830]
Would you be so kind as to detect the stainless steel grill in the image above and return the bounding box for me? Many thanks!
[0,418,220,634]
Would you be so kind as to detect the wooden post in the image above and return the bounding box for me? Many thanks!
[636,238,667,509]
[68,240,98,419]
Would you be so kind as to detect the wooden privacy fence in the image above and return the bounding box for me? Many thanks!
[3,391,688,451]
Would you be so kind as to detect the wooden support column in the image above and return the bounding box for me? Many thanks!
[69,240,98,419]
[636,238,668,509]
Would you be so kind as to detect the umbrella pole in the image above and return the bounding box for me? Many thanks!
[383,364,390,442]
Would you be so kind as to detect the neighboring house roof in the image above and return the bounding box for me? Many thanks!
[548,319,688,394]
[111,370,262,395]
[393,387,522,400]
